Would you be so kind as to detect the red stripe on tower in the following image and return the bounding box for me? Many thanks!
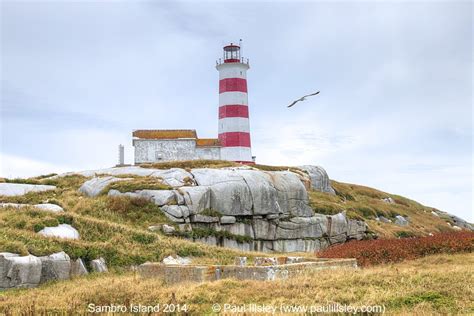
[219,105,249,119]
[218,132,251,147]
[219,78,247,93]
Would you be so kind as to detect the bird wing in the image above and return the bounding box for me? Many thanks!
[303,91,320,98]
[287,100,299,108]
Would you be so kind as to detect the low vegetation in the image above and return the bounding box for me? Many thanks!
[308,180,456,238]
[140,159,239,170]
[0,198,263,269]
[0,253,472,314]
[317,231,474,266]
[102,178,172,194]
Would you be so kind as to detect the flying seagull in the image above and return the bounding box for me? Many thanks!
[287,91,320,108]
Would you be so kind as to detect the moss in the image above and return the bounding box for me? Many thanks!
[102,178,172,194]
[174,227,253,244]
[199,208,223,218]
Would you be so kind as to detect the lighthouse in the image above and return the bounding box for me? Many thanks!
[216,43,253,163]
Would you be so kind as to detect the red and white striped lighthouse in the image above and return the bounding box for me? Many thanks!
[217,43,253,163]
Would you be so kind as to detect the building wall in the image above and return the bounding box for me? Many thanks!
[134,139,196,164]
[133,139,221,164]
[195,147,221,160]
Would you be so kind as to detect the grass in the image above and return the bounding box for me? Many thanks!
[101,177,172,194]
[140,159,240,170]
[0,253,472,314]
[0,198,265,269]
[199,208,223,218]
[307,180,457,238]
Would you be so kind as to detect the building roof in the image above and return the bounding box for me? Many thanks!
[133,129,197,140]
[196,138,221,147]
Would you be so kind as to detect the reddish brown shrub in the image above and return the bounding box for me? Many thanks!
[317,231,474,266]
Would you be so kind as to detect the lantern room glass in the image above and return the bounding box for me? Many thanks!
[224,46,240,61]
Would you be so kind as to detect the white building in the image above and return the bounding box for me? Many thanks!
[133,130,221,164]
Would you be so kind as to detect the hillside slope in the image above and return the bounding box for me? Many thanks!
[0,161,471,269]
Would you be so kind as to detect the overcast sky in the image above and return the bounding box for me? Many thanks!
[1,1,472,221]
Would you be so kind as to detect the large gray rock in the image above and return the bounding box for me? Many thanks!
[58,166,194,187]
[327,212,349,243]
[272,239,324,252]
[90,258,108,273]
[190,214,219,223]
[0,203,64,213]
[219,222,254,237]
[298,165,336,194]
[38,224,80,240]
[162,255,192,265]
[0,183,56,197]
[0,253,42,289]
[220,216,236,224]
[436,212,474,231]
[79,176,129,197]
[267,171,314,217]
[39,251,71,283]
[276,216,326,239]
[238,170,281,215]
[70,258,88,277]
[161,224,176,234]
[161,205,189,219]
[450,215,473,231]
[150,168,196,187]
[394,215,409,226]
[253,218,277,240]
[178,186,211,214]
[347,219,368,240]
[111,189,177,206]
[376,216,392,223]
[191,169,253,216]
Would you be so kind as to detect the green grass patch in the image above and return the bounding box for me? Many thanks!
[387,291,456,310]
[199,208,223,218]
[102,178,172,194]
[140,159,239,170]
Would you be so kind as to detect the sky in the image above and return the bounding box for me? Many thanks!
[0,1,472,221]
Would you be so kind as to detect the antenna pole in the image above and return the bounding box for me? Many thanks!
[239,39,243,59]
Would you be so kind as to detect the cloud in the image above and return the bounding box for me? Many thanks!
[0,153,71,179]
[0,1,472,222]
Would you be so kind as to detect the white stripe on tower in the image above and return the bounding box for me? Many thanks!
[216,44,252,163]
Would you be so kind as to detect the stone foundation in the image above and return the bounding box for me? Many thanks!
[138,258,357,283]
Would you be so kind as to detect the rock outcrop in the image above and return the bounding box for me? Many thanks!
[90,258,108,272]
[60,166,194,187]
[38,224,80,240]
[79,176,129,197]
[85,166,369,253]
[435,211,474,231]
[0,253,42,289]
[39,252,71,283]
[299,165,336,194]
[0,183,56,197]
[0,203,64,213]
[0,252,100,290]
